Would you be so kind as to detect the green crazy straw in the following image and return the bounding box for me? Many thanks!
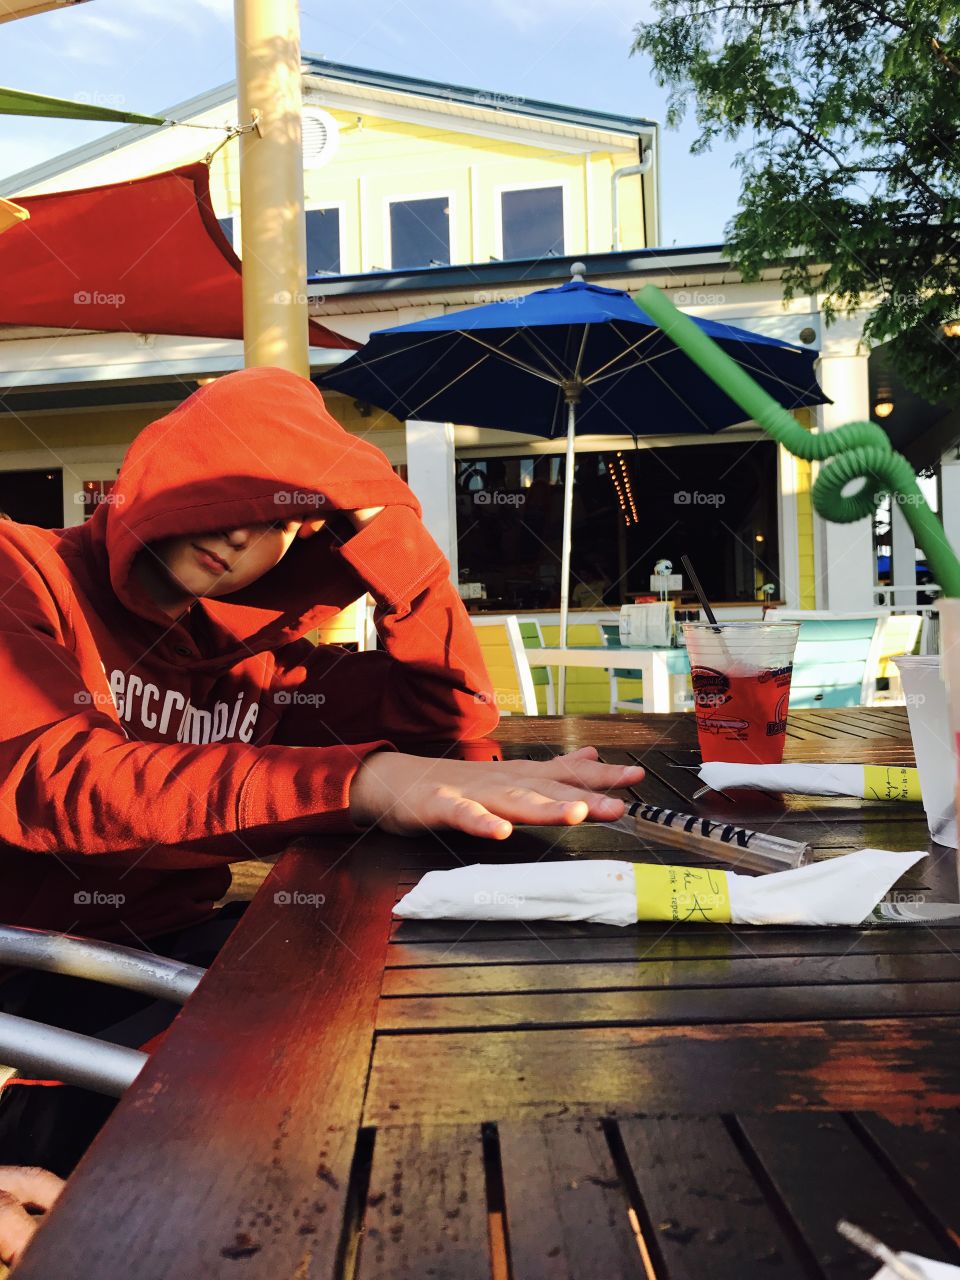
[637,283,960,598]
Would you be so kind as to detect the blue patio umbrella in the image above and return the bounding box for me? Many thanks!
[322,265,828,707]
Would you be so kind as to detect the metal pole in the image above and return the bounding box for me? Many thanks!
[0,1014,146,1098]
[234,0,310,375]
[0,926,203,1004]
[557,399,577,714]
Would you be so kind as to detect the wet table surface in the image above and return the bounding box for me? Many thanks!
[16,708,960,1279]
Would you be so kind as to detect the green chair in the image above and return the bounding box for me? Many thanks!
[517,619,556,715]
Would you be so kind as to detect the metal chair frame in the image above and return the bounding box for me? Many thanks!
[0,925,205,1098]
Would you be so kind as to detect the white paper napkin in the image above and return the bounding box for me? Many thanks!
[698,762,921,801]
[871,1255,960,1279]
[394,849,926,928]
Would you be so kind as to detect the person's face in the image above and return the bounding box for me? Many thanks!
[141,517,325,615]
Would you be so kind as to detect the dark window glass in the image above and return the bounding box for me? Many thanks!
[0,468,63,527]
[455,442,780,612]
[217,216,234,247]
[390,197,450,269]
[306,208,341,275]
[501,186,564,261]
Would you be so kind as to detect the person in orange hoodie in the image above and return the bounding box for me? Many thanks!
[0,367,643,1170]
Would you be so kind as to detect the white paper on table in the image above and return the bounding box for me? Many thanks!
[729,848,924,926]
[698,761,870,797]
[394,849,926,928]
[870,1254,960,1279]
[395,859,639,927]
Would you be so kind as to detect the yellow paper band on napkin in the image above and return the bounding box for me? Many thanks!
[862,766,922,802]
[633,863,731,924]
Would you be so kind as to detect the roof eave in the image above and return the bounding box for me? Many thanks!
[307,245,732,297]
[301,54,657,135]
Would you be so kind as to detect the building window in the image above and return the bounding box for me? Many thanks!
[500,186,564,261]
[389,197,450,269]
[306,208,341,276]
[0,468,63,527]
[81,480,119,521]
[455,442,780,612]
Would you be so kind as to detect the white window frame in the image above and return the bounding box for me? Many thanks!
[384,190,456,271]
[305,202,347,277]
[0,447,125,528]
[494,180,570,263]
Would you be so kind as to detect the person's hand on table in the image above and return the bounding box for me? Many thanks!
[0,1167,64,1268]
[349,745,644,838]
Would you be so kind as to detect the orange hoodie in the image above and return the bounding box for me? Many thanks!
[0,368,498,942]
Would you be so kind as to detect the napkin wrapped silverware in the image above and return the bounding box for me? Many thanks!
[394,849,926,928]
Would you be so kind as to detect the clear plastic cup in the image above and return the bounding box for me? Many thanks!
[932,598,960,849]
[893,654,956,848]
[682,621,801,764]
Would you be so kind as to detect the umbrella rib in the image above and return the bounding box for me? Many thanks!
[584,344,695,386]
[508,328,572,384]
[456,331,565,386]
[571,323,590,385]
[634,355,730,433]
[337,330,462,372]
[398,349,499,416]
[580,323,663,383]
[585,343,818,401]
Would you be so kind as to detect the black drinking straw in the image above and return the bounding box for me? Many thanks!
[680,555,720,630]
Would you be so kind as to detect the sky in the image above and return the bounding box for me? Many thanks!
[0,0,744,249]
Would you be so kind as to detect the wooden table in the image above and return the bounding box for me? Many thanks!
[16,708,960,1279]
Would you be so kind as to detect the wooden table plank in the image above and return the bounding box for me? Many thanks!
[15,840,403,1280]
[382,952,960,996]
[357,1125,490,1280]
[387,930,960,967]
[376,982,960,1032]
[498,1118,643,1280]
[851,1112,960,1241]
[482,708,912,751]
[737,1112,960,1274]
[616,1115,809,1280]
[365,1019,960,1127]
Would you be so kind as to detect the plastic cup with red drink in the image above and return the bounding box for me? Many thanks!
[682,621,801,764]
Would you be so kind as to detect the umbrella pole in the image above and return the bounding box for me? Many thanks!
[558,399,577,715]
[234,0,310,375]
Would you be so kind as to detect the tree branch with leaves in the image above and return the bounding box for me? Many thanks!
[633,0,960,402]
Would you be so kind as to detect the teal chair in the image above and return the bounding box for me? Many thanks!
[786,616,881,707]
[600,621,644,713]
[600,622,695,713]
[518,619,556,714]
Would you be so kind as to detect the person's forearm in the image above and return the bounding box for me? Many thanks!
[328,506,498,741]
[0,727,392,857]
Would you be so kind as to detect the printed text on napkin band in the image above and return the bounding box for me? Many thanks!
[863,766,922,802]
[633,864,731,923]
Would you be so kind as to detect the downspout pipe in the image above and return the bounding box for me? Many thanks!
[612,147,653,251]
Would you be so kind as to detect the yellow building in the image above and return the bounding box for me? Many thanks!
[0,58,948,627]
[5,58,657,271]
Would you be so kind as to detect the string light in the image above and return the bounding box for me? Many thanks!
[606,451,639,526]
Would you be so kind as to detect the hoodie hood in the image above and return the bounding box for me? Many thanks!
[89,366,417,654]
